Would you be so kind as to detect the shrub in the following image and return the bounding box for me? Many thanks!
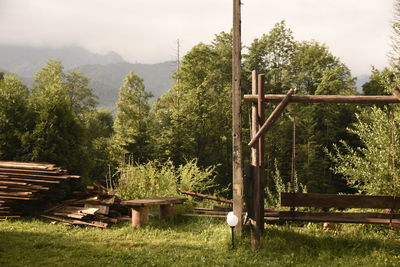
[115,159,218,199]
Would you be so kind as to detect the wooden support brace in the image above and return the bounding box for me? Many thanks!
[131,207,149,227]
[248,88,297,147]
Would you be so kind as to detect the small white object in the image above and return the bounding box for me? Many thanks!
[226,211,238,227]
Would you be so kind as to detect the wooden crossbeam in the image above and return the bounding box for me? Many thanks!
[281,193,400,209]
[265,211,400,224]
[244,94,400,104]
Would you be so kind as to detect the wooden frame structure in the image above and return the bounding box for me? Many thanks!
[243,70,400,248]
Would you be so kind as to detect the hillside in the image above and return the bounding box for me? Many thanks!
[0,45,176,107]
[75,62,176,107]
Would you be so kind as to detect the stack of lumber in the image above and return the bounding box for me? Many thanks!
[41,184,128,228]
[0,161,79,220]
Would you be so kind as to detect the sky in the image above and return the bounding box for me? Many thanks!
[0,0,394,76]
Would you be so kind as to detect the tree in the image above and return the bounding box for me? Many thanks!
[244,23,357,194]
[64,71,98,118]
[152,32,233,186]
[26,61,90,177]
[0,74,30,160]
[329,106,400,195]
[114,72,153,162]
[389,0,400,67]
[244,21,296,93]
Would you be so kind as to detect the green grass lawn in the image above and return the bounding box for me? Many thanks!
[1,217,399,267]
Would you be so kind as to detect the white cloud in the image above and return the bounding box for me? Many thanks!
[0,0,394,75]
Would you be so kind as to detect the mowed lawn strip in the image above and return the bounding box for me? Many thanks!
[0,218,399,266]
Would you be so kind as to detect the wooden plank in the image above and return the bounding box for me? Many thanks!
[265,211,400,224]
[243,94,400,104]
[181,214,226,218]
[0,191,33,196]
[41,215,108,228]
[0,167,61,175]
[0,171,72,180]
[0,161,56,170]
[0,177,60,184]
[181,190,232,204]
[121,197,187,207]
[281,193,400,209]
[0,195,36,200]
[265,211,400,219]
[248,88,296,146]
[84,203,109,215]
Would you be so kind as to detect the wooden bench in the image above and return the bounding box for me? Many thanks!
[264,193,400,227]
[121,197,187,227]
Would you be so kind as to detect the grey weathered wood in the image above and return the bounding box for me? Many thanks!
[244,94,400,104]
[232,0,243,236]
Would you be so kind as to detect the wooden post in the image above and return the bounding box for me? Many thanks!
[232,0,243,235]
[257,74,266,233]
[160,204,174,219]
[131,207,149,227]
[250,71,260,249]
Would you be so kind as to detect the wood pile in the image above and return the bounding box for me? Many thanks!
[41,183,129,228]
[0,161,79,220]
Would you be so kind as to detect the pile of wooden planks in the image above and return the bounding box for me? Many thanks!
[41,184,128,228]
[0,161,79,220]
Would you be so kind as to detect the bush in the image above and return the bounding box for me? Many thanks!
[115,159,218,199]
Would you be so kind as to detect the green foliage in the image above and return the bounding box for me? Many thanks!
[0,74,30,160]
[362,67,394,95]
[24,61,88,176]
[266,160,307,207]
[84,109,116,181]
[116,159,217,200]
[152,32,232,187]
[329,106,400,195]
[114,72,153,162]
[244,22,357,194]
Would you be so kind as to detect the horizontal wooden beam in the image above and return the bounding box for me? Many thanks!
[264,211,400,224]
[243,94,400,104]
[281,193,400,209]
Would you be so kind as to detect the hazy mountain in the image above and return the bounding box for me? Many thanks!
[0,45,176,107]
[74,62,177,107]
[0,45,124,77]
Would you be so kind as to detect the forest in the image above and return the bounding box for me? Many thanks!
[0,20,399,203]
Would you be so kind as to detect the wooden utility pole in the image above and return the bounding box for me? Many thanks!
[232,0,243,235]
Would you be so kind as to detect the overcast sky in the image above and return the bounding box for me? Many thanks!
[0,0,394,76]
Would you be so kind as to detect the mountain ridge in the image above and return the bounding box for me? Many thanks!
[0,45,176,107]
